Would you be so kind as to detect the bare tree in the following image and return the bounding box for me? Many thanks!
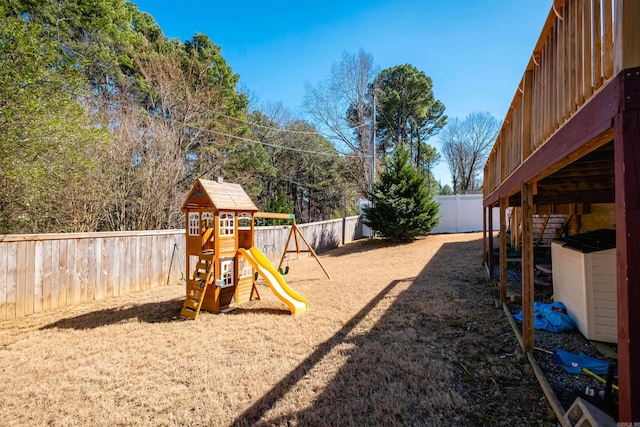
[95,35,249,231]
[440,111,500,194]
[303,49,378,196]
[94,88,186,231]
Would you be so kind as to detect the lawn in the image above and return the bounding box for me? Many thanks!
[0,233,555,426]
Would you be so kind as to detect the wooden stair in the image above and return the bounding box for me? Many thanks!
[180,253,214,320]
[532,214,567,247]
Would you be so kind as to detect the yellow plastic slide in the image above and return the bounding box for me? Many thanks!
[238,247,308,314]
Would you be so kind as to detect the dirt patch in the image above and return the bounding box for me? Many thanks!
[0,233,556,426]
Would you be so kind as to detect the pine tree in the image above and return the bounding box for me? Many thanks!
[363,149,439,240]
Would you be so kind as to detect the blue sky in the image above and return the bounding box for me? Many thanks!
[131,0,552,186]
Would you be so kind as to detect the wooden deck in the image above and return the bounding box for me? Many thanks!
[482,0,640,421]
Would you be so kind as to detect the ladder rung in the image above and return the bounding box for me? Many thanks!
[181,254,214,320]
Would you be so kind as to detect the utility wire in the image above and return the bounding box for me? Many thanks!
[72,91,369,159]
[61,45,371,144]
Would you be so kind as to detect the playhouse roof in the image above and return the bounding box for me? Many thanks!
[181,179,258,212]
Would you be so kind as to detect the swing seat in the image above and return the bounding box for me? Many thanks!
[278,266,290,275]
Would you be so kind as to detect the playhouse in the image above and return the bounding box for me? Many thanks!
[179,178,308,319]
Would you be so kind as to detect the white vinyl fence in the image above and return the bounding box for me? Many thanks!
[431,194,500,234]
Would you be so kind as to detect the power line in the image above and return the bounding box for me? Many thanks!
[61,45,370,144]
[72,91,368,159]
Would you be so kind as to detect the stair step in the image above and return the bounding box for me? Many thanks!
[180,254,215,320]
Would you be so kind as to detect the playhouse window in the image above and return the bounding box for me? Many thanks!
[220,260,234,287]
[188,213,199,236]
[201,212,214,229]
[219,212,235,236]
[238,256,252,277]
[238,213,252,230]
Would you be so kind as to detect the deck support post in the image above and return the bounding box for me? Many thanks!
[513,207,520,252]
[488,205,494,280]
[521,183,534,352]
[483,206,488,264]
[499,198,508,303]
[614,67,640,422]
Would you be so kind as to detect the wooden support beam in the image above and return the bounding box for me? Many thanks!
[521,183,535,353]
[254,212,296,220]
[279,222,332,280]
[488,206,494,280]
[254,212,331,280]
[614,68,640,422]
[499,198,508,303]
[483,207,487,264]
[514,207,521,252]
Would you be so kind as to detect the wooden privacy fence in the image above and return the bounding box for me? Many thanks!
[0,230,185,321]
[0,216,362,321]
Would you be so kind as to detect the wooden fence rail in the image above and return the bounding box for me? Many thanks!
[0,216,363,321]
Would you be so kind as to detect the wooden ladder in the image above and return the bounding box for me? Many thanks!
[180,253,214,320]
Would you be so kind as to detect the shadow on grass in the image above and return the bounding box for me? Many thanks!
[230,238,528,426]
[41,286,301,329]
[40,298,184,330]
[231,276,414,427]
[233,241,484,426]
[225,307,290,316]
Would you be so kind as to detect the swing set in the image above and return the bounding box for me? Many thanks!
[254,212,332,280]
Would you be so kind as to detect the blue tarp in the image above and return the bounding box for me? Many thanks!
[552,348,610,375]
[513,301,575,332]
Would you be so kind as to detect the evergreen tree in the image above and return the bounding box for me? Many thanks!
[363,149,439,240]
[0,7,109,233]
[374,64,446,162]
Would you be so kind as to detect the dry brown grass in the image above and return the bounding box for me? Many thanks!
[0,233,555,426]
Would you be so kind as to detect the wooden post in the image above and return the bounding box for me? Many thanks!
[483,206,487,264]
[184,213,191,295]
[499,198,509,303]
[522,69,533,159]
[278,224,296,272]
[567,203,580,235]
[614,68,640,422]
[268,217,332,281]
[488,205,494,280]
[499,198,508,303]
[514,207,521,252]
[521,183,535,353]
[614,0,640,74]
[285,221,333,280]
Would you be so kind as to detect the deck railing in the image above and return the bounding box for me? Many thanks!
[484,0,618,197]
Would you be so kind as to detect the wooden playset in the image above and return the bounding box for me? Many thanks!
[179,178,328,319]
